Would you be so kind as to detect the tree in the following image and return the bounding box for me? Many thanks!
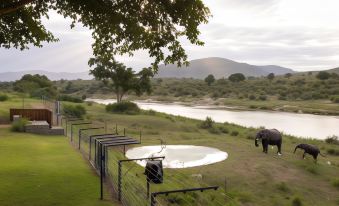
[316,71,331,80]
[13,74,57,98]
[228,73,245,82]
[267,73,275,81]
[204,74,215,86]
[89,56,152,103]
[284,73,292,78]
[1,1,210,71]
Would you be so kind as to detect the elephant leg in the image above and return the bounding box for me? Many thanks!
[263,143,268,154]
[277,143,282,155]
[302,152,306,159]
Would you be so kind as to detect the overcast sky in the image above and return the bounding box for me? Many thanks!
[1,0,339,73]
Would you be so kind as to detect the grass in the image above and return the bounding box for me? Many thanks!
[1,95,339,205]
[79,101,339,206]
[0,127,117,206]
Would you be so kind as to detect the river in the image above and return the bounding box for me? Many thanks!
[87,99,339,140]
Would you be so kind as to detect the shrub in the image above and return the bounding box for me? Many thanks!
[292,197,303,206]
[0,94,8,101]
[249,94,256,100]
[106,101,140,114]
[62,104,86,118]
[11,118,28,132]
[332,178,339,189]
[327,148,339,156]
[258,95,267,101]
[208,127,220,134]
[316,71,331,80]
[325,136,339,145]
[276,182,290,193]
[231,130,239,136]
[199,117,214,129]
[218,126,229,134]
[330,96,339,103]
[58,95,83,103]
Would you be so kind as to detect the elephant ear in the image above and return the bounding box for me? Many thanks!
[261,130,268,140]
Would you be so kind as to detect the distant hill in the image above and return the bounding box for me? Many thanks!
[0,70,92,82]
[156,57,295,79]
[326,67,339,74]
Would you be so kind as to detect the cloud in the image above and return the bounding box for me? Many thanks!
[1,0,339,72]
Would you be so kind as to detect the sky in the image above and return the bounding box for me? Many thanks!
[1,0,339,73]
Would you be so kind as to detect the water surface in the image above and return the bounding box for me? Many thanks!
[125,145,228,168]
[88,99,339,139]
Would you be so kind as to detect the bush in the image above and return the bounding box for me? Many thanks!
[332,178,339,189]
[11,118,28,132]
[249,94,256,100]
[59,95,83,103]
[276,182,290,193]
[231,130,239,136]
[0,94,8,101]
[62,104,86,118]
[316,71,331,80]
[327,148,339,156]
[106,101,140,114]
[199,117,214,129]
[330,96,339,103]
[292,197,303,206]
[258,95,267,101]
[325,136,339,145]
[218,126,229,134]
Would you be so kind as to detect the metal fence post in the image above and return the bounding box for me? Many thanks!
[118,161,122,201]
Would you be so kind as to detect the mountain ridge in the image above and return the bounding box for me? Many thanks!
[156,57,295,79]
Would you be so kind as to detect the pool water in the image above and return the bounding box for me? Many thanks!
[125,145,228,168]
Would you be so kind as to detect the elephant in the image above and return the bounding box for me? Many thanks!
[255,129,282,155]
[294,144,325,161]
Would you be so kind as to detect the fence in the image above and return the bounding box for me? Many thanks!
[63,118,231,206]
[10,108,53,127]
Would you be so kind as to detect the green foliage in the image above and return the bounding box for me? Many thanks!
[316,71,331,80]
[11,118,28,132]
[276,182,290,193]
[199,117,214,129]
[204,74,215,86]
[267,73,275,81]
[285,73,293,78]
[58,95,83,103]
[105,101,140,114]
[13,74,57,98]
[0,94,8,101]
[1,1,210,70]
[90,57,152,102]
[327,148,339,156]
[228,73,245,82]
[230,130,239,136]
[62,104,86,118]
[258,95,267,101]
[325,136,339,145]
[330,96,339,103]
[292,197,303,206]
[332,178,339,189]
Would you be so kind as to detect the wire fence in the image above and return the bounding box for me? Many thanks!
[62,117,231,206]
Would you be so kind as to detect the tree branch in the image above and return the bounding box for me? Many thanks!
[0,0,36,16]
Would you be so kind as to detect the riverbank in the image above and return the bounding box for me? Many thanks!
[82,101,339,206]
[87,98,339,139]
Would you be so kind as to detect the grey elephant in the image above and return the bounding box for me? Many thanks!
[294,144,325,161]
[255,129,282,155]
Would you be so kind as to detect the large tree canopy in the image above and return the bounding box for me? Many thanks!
[89,56,152,103]
[0,0,210,70]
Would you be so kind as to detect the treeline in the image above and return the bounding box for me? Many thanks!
[151,72,339,103]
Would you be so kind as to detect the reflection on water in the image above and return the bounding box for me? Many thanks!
[125,145,228,168]
[87,99,339,139]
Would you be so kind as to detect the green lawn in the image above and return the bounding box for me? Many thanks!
[0,127,117,206]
